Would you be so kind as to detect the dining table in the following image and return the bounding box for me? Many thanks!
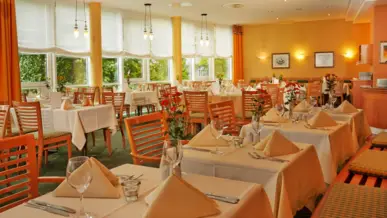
[181,143,326,218]
[125,90,160,114]
[0,164,275,218]
[240,121,357,184]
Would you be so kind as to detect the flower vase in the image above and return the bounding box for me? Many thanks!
[251,115,261,144]
[288,101,294,120]
[160,140,183,180]
[328,90,335,109]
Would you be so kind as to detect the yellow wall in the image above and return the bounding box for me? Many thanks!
[243,20,371,81]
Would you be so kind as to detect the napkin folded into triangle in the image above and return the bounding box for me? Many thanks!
[254,130,300,157]
[60,99,73,110]
[144,174,220,218]
[334,100,358,113]
[262,108,287,123]
[53,157,120,198]
[308,111,337,128]
[293,100,311,112]
[188,125,230,147]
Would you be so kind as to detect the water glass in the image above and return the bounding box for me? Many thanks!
[210,119,226,155]
[122,180,141,202]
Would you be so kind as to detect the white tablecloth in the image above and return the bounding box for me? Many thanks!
[11,107,53,130]
[125,91,160,112]
[51,105,117,150]
[181,143,326,218]
[0,164,274,218]
[241,121,357,184]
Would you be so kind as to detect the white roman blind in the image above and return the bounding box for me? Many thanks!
[181,20,196,57]
[215,25,233,58]
[123,17,150,57]
[102,9,123,56]
[55,2,90,56]
[16,0,54,52]
[150,18,172,58]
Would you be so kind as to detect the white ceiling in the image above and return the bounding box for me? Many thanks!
[96,0,382,25]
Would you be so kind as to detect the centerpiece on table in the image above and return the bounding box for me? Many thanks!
[250,94,267,143]
[216,72,225,86]
[160,91,192,179]
[284,82,301,119]
[325,73,338,108]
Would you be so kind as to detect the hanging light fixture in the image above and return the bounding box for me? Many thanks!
[143,3,154,41]
[73,0,88,39]
[200,13,209,47]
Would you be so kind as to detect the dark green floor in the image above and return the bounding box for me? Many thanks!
[38,127,312,218]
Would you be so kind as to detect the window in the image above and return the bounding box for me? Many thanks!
[195,57,209,80]
[215,58,231,80]
[182,58,192,80]
[123,58,143,79]
[149,59,169,81]
[102,58,118,83]
[19,54,47,82]
[56,56,87,91]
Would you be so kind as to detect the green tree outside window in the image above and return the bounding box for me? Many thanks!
[123,58,142,79]
[150,59,169,81]
[182,58,191,80]
[215,58,229,79]
[56,56,87,92]
[19,54,47,82]
[195,57,209,77]
[102,58,118,83]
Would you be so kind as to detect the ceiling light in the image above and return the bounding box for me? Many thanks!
[143,3,154,41]
[168,2,192,8]
[276,17,279,20]
[328,13,331,16]
[73,0,88,39]
[223,3,245,9]
[200,13,209,47]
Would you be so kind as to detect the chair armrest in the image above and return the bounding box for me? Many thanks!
[38,176,65,184]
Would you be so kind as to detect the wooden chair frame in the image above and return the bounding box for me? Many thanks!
[124,112,168,165]
[208,100,239,135]
[183,91,209,133]
[307,82,323,106]
[12,101,72,175]
[0,105,11,138]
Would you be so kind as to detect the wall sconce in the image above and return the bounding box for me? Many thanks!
[344,50,355,59]
[256,52,268,60]
[295,52,305,60]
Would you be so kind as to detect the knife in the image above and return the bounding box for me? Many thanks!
[30,200,76,214]
[205,193,239,204]
[25,202,70,217]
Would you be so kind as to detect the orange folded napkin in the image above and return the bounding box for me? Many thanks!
[334,100,358,113]
[60,99,73,110]
[254,130,300,157]
[53,157,120,198]
[308,111,337,128]
[144,174,220,218]
[82,98,93,107]
[293,100,311,112]
[188,125,230,147]
[261,108,288,123]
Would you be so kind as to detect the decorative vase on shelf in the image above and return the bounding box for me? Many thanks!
[160,140,183,180]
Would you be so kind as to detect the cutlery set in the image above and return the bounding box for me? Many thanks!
[205,193,240,204]
[248,152,289,163]
[26,200,76,217]
[304,123,330,131]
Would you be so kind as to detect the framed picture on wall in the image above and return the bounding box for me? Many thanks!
[380,41,387,64]
[272,53,290,69]
[314,52,334,68]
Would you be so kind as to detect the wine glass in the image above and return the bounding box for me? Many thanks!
[309,97,317,108]
[66,156,95,218]
[210,119,226,155]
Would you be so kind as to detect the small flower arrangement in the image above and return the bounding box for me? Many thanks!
[325,73,337,93]
[251,95,266,118]
[160,92,191,142]
[284,82,300,105]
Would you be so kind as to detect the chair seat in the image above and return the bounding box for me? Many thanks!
[31,130,71,140]
[372,132,387,146]
[190,112,205,118]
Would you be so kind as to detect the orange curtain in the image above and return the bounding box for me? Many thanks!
[232,25,243,85]
[0,0,21,105]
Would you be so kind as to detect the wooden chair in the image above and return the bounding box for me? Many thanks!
[21,94,27,102]
[12,101,72,175]
[102,87,114,93]
[208,100,239,135]
[124,112,168,165]
[261,84,279,106]
[0,105,11,138]
[102,92,126,149]
[0,134,64,212]
[241,90,258,123]
[307,82,323,106]
[261,94,273,114]
[277,88,284,105]
[184,91,209,134]
[83,92,95,106]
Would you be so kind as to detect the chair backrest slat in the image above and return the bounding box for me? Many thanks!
[124,112,168,165]
[261,84,279,106]
[12,102,42,140]
[0,105,11,138]
[242,91,258,120]
[184,91,208,114]
[0,135,38,212]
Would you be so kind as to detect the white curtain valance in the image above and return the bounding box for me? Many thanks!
[215,25,233,58]
[102,9,123,56]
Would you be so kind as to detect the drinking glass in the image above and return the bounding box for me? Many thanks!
[210,119,226,155]
[309,97,317,108]
[66,156,95,218]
